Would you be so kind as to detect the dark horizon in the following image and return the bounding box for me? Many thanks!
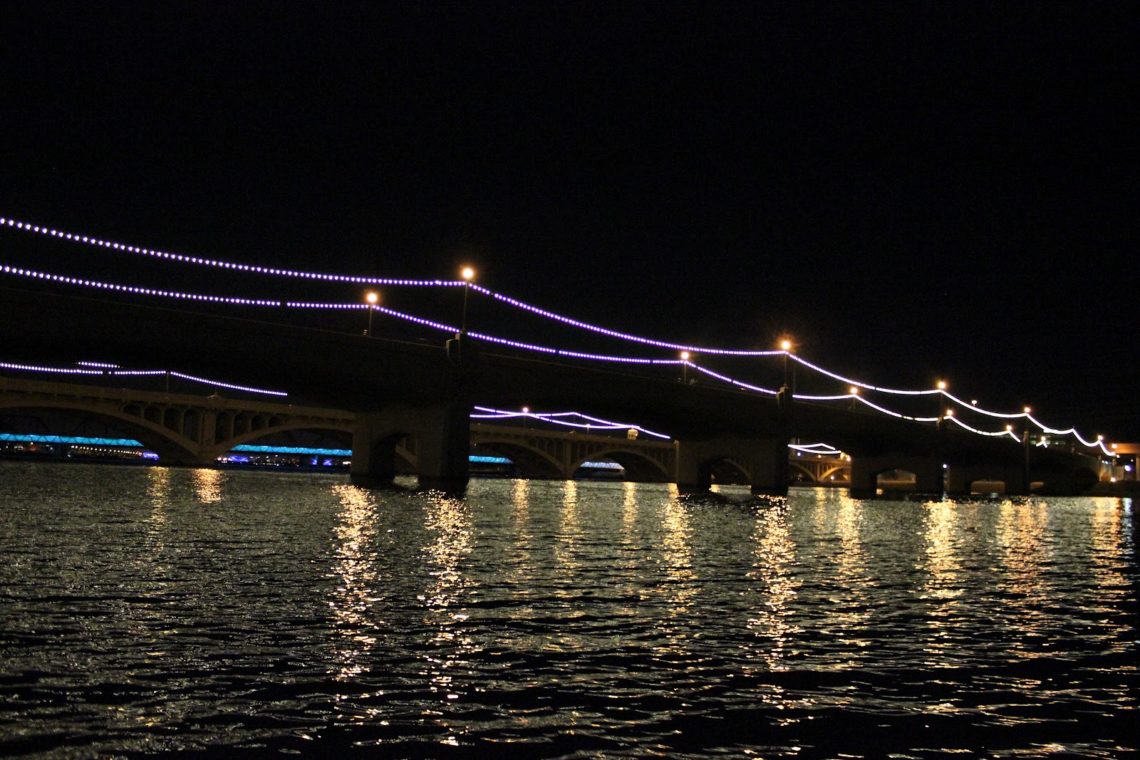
[2,1,1136,440]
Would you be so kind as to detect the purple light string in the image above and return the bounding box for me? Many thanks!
[0,216,1118,454]
[0,360,287,397]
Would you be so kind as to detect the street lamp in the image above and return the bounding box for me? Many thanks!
[460,266,475,334]
[680,350,690,384]
[779,339,793,390]
[935,380,947,422]
[364,290,380,336]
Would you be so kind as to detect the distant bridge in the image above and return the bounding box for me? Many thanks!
[0,375,854,486]
[0,287,1103,496]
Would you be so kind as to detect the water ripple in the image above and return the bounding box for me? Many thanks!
[0,463,1135,757]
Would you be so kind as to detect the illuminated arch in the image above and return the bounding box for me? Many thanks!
[569,446,671,482]
[788,461,819,484]
[818,465,850,483]
[0,400,203,464]
[206,420,354,459]
[470,439,565,479]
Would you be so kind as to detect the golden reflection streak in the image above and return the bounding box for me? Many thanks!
[505,479,535,602]
[613,480,644,621]
[418,491,476,730]
[918,498,967,665]
[1087,498,1130,634]
[811,489,870,669]
[145,467,171,530]
[190,468,225,504]
[622,480,639,534]
[746,501,799,674]
[127,468,174,652]
[328,484,382,682]
[553,480,580,574]
[657,490,696,616]
[995,499,1051,658]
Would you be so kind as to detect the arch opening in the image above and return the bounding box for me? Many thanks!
[876,468,918,495]
[705,457,751,487]
[573,448,671,482]
[0,405,200,464]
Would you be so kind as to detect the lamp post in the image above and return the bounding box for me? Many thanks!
[460,266,475,334]
[680,351,690,384]
[1022,406,1033,493]
[935,380,947,423]
[364,290,380,336]
[779,339,793,391]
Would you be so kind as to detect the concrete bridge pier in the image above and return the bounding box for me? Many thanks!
[351,402,470,493]
[675,437,790,496]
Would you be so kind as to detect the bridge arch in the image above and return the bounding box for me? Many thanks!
[0,400,205,465]
[206,420,355,460]
[569,446,672,482]
[818,465,850,484]
[704,457,752,486]
[788,461,819,484]
[470,439,567,479]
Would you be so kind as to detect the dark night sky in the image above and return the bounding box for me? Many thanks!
[2,2,1137,439]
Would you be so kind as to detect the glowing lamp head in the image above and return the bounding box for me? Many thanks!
[680,351,691,361]
[779,339,793,352]
[364,291,380,305]
[1097,434,1104,441]
[461,266,476,282]
[1023,406,1032,414]
[522,406,529,414]
[849,386,859,395]
[936,380,947,391]
[945,409,954,418]
[1006,424,1013,432]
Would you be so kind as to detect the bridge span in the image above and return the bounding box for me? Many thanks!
[0,287,1104,496]
[0,375,854,487]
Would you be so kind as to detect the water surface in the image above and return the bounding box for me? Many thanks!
[1,462,1136,757]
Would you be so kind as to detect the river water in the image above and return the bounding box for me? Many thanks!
[0,461,1136,758]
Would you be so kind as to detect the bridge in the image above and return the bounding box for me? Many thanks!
[0,216,1118,497]
[0,285,1103,496]
[0,374,853,486]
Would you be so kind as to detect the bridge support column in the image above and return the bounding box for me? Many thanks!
[849,454,945,499]
[351,402,470,493]
[675,437,789,496]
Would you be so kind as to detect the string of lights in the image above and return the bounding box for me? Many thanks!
[0,216,459,287]
[471,284,786,357]
[0,220,1118,451]
[0,360,288,397]
[789,443,844,455]
[945,415,1021,441]
[1,263,285,306]
[689,363,778,395]
[471,406,671,439]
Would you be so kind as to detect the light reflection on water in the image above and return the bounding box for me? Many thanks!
[0,461,1136,758]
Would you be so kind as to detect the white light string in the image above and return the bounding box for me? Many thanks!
[0,216,459,287]
[945,415,1021,441]
[1,263,285,306]
[0,360,287,397]
[790,443,844,455]
[472,406,670,439]
[0,237,1117,451]
[470,284,785,357]
[689,362,779,395]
